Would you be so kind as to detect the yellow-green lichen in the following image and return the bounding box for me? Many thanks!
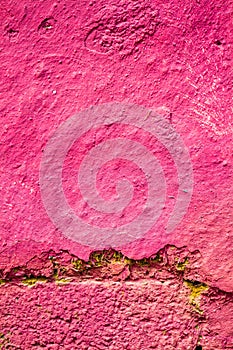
[176,257,189,271]
[90,251,107,266]
[55,277,72,285]
[72,250,133,271]
[184,280,208,314]
[22,277,48,286]
[151,253,163,263]
[0,333,10,349]
[72,258,87,271]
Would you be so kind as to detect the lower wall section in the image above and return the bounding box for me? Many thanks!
[0,280,232,349]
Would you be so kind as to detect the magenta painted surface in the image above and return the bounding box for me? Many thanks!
[1,0,233,290]
[0,281,232,349]
[39,103,193,248]
[0,0,233,348]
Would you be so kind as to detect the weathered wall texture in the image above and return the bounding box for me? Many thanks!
[0,0,233,349]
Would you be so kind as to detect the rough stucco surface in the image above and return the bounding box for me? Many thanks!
[0,0,233,348]
[0,247,233,349]
[0,281,232,350]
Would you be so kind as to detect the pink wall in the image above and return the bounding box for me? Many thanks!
[0,0,233,348]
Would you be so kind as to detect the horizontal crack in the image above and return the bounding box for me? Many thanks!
[0,245,232,299]
[0,245,204,285]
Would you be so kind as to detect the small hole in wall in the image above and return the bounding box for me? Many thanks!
[195,346,202,350]
[214,40,222,46]
[192,280,202,286]
[8,28,19,35]
[7,28,19,40]
[38,18,54,30]
[38,17,56,37]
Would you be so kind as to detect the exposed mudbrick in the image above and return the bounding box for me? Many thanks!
[1,245,203,283]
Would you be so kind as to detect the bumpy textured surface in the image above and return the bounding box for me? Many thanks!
[0,248,233,349]
[0,0,233,348]
[0,282,229,350]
